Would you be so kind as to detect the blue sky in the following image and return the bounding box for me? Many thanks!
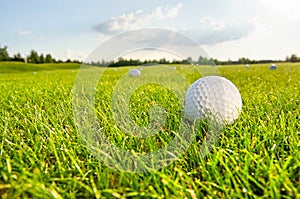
[1,0,300,61]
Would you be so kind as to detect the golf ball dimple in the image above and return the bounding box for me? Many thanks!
[184,76,242,124]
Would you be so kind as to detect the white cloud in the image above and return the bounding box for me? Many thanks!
[259,0,300,19]
[203,16,300,60]
[202,0,300,60]
[199,18,226,31]
[93,3,182,34]
[122,49,183,61]
[181,18,255,45]
[66,49,73,59]
[93,4,254,46]
[18,30,31,36]
[96,33,109,43]
[195,0,300,59]
[91,0,299,60]
[61,49,89,61]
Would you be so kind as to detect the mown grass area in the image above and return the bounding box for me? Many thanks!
[0,62,81,73]
[0,62,299,198]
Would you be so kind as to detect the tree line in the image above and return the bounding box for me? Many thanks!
[0,45,81,64]
[89,57,196,67]
[1,45,300,65]
[90,55,299,67]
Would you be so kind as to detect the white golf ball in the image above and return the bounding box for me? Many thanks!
[129,68,141,77]
[184,76,242,124]
[270,64,277,70]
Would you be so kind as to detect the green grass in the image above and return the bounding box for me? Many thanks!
[0,62,299,198]
[0,61,81,73]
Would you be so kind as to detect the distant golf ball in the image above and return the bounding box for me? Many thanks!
[184,76,242,124]
[269,64,277,70]
[129,68,141,77]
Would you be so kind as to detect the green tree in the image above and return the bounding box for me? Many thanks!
[27,50,40,63]
[238,57,251,64]
[11,53,25,62]
[0,45,10,61]
[285,55,290,62]
[186,57,193,64]
[289,54,300,62]
[159,58,167,64]
[39,54,45,63]
[45,54,55,63]
[198,56,210,65]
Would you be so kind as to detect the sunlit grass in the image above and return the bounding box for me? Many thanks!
[0,63,299,198]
